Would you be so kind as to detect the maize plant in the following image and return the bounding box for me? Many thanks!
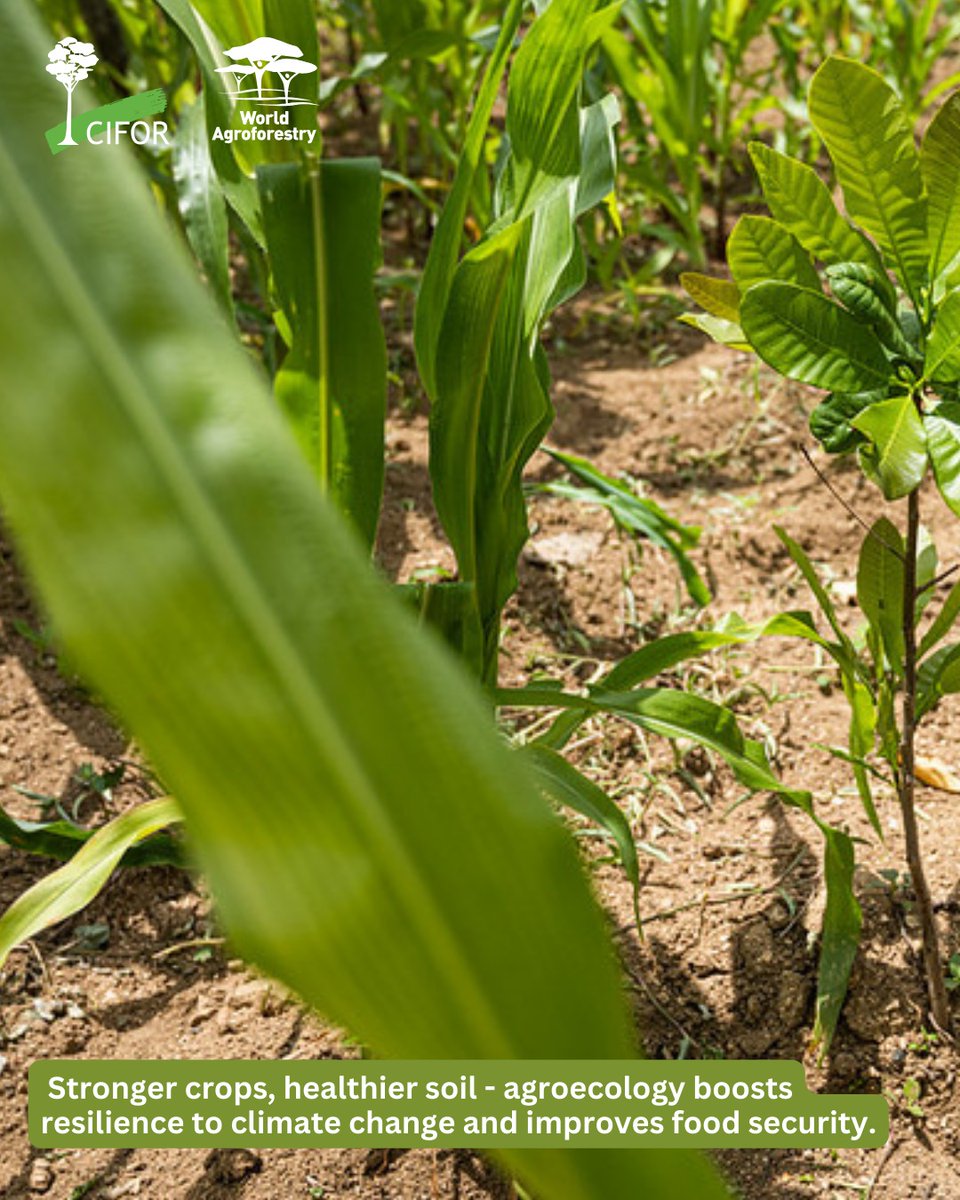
[684,55,960,1038]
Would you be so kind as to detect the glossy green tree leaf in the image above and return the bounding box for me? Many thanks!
[825,264,918,362]
[741,282,891,393]
[679,311,752,350]
[918,643,960,718]
[0,8,727,1194]
[728,214,820,291]
[809,392,877,454]
[919,579,960,659]
[924,290,960,383]
[925,400,960,517]
[679,272,740,322]
[747,141,890,288]
[921,91,960,282]
[856,518,906,674]
[809,57,928,305]
[0,799,182,971]
[851,395,928,500]
[258,159,387,549]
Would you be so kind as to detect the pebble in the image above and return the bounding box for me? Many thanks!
[0,1054,7,1075]
[32,998,64,1023]
[103,1180,141,1198]
[205,1148,262,1184]
[29,1158,54,1193]
[188,998,216,1028]
[215,1006,238,1036]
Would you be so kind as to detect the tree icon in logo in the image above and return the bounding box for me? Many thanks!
[216,36,316,106]
[46,37,98,147]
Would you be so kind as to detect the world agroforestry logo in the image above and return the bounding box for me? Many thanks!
[212,36,319,146]
[44,35,169,156]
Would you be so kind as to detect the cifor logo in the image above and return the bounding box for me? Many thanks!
[46,36,98,146]
[45,35,169,156]
[216,37,318,107]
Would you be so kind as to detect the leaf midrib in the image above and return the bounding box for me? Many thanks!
[0,137,517,1057]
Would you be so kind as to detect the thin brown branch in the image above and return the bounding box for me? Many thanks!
[798,444,907,561]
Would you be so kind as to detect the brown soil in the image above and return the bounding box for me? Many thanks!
[2,299,960,1199]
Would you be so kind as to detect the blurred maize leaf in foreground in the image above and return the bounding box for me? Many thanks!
[0,5,725,1197]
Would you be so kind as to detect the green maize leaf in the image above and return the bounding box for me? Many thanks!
[852,395,928,500]
[679,311,752,350]
[740,282,891,393]
[424,8,623,682]
[921,92,960,281]
[748,142,891,291]
[261,0,320,140]
[924,290,960,383]
[154,0,263,239]
[925,400,960,517]
[773,532,881,833]
[319,30,471,108]
[540,448,709,606]
[370,0,427,46]
[429,222,526,671]
[809,57,928,306]
[576,92,621,216]
[919,579,960,659]
[188,0,262,53]
[498,685,811,807]
[397,580,484,667]
[258,159,387,549]
[809,392,879,455]
[524,610,837,753]
[679,272,740,322]
[728,215,820,291]
[856,517,906,675]
[812,821,862,1054]
[0,799,182,971]
[0,10,729,1194]
[172,95,233,320]
[0,803,184,869]
[415,0,526,400]
[507,0,622,215]
[523,745,641,927]
[774,527,860,661]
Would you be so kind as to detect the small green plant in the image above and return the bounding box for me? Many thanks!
[684,55,960,1034]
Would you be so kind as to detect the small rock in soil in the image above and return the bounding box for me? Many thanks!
[525,531,604,569]
[103,1179,141,1197]
[204,1148,262,1184]
[29,1157,54,1193]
